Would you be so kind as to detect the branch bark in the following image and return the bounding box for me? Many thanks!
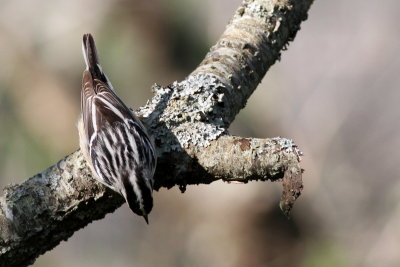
[0,0,313,266]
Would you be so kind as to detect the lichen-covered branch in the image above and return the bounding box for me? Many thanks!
[175,135,303,216]
[191,0,313,123]
[0,0,313,266]
[0,152,124,267]
[154,135,303,213]
[0,135,303,266]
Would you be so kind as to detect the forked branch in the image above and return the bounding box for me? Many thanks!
[0,0,313,266]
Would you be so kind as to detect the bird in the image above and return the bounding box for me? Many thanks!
[77,33,156,223]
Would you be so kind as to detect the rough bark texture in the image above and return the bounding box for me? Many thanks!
[0,0,313,266]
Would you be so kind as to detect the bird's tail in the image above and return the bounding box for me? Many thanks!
[82,33,100,70]
[82,33,114,90]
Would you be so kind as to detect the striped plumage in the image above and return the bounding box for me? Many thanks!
[78,33,156,223]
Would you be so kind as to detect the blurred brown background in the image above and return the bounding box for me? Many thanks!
[1,0,399,266]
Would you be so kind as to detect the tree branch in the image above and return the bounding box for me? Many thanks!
[0,0,313,266]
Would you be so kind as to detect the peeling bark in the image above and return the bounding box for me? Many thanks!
[0,0,313,266]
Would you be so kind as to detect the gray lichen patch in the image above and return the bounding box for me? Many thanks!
[139,74,228,149]
[271,137,303,156]
[238,0,292,20]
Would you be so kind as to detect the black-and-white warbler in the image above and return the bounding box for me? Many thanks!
[78,33,156,223]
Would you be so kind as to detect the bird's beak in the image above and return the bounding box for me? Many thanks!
[143,214,149,224]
